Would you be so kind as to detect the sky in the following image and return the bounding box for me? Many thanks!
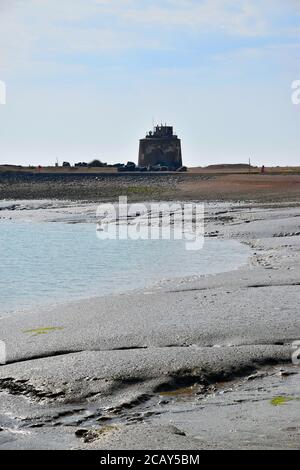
[0,0,299,167]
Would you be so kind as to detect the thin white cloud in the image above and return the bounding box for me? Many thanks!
[0,0,299,73]
[121,0,267,37]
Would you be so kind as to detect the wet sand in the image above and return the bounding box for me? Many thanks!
[0,201,300,449]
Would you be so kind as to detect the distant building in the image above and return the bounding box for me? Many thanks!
[138,125,182,170]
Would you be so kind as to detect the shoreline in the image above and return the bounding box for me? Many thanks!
[0,200,300,449]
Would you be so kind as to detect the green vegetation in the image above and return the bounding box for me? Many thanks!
[270,396,295,406]
[124,186,163,195]
[23,327,64,336]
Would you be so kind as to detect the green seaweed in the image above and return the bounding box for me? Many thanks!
[271,396,294,406]
[23,327,64,337]
[125,186,163,195]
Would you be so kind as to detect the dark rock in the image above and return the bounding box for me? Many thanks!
[75,428,88,438]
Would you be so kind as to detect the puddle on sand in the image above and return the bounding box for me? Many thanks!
[158,385,199,398]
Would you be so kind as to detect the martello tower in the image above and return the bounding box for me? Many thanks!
[138,125,182,170]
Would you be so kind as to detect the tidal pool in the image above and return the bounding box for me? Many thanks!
[0,220,250,314]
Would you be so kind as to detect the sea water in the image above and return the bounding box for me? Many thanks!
[0,220,250,314]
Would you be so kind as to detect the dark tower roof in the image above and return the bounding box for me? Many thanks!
[146,125,177,139]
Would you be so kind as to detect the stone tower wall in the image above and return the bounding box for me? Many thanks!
[138,137,182,169]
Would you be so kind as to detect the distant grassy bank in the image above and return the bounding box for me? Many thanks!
[1,170,300,203]
[1,164,300,175]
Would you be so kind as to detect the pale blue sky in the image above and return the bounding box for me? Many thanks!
[0,0,299,166]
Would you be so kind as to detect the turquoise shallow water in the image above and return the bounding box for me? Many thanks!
[0,220,250,314]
